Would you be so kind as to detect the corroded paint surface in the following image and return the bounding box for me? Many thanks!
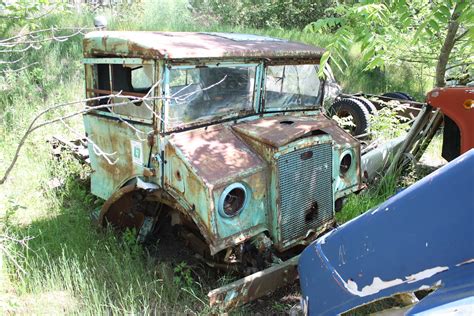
[209,255,299,309]
[232,114,336,147]
[83,31,325,60]
[168,124,265,186]
[324,124,362,197]
[212,170,268,239]
[164,125,269,253]
[299,149,474,315]
[163,141,217,246]
[83,115,153,200]
[427,86,474,155]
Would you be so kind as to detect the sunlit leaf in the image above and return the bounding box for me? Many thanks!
[428,19,440,33]
[318,51,331,78]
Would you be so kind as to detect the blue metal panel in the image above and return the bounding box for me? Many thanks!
[298,149,474,315]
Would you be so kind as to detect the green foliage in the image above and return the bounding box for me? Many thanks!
[189,0,336,29]
[336,173,399,224]
[330,114,356,131]
[173,261,194,289]
[2,151,209,314]
[306,0,473,86]
[368,102,410,140]
[122,228,143,258]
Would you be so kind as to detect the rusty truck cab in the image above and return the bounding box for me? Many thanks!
[82,31,362,260]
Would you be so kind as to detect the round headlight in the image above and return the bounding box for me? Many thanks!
[340,151,353,176]
[218,183,249,218]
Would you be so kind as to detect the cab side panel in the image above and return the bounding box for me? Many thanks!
[84,115,153,200]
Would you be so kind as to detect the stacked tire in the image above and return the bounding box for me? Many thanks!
[381,92,415,101]
[328,97,376,136]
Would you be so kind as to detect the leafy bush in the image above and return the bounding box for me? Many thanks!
[368,101,410,140]
[189,0,336,29]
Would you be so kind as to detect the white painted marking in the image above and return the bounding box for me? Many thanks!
[130,140,143,165]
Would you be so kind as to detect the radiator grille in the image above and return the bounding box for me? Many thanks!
[277,143,333,243]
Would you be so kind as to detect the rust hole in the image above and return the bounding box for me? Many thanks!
[305,201,319,222]
[301,150,313,160]
[280,120,294,125]
[363,170,369,179]
[176,170,182,181]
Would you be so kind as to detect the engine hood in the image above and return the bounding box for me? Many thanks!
[232,114,337,148]
[167,124,265,187]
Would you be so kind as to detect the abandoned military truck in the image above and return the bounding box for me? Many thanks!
[82,31,362,276]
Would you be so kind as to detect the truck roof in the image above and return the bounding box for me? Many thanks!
[83,31,325,60]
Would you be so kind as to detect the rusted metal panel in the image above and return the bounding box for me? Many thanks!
[232,114,336,148]
[80,33,367,307]
[208,255,300,310]
[323,124,362,197]
[212,170,268,239]
[164,124,270,254]
[83,114,153,200]
[320,124,358,147]
[163,141,216,234]
[83,31,325,60]
[427,87,474,159]
[167,124,265,186]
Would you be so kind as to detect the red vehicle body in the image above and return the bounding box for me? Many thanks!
[427,86,474,161]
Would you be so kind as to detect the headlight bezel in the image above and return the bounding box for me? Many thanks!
[217,182,250,218]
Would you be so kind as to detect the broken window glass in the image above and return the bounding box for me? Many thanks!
[167,65,256,129]
[265,64,321,109]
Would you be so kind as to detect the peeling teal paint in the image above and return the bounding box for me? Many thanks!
[82,32,361,256]
[83,115,153,200]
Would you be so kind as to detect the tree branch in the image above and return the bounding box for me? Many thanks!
[435,4,461,87]
[454,29,468,42]
[0,76,228,185]
[445,61,472,71]
[1,62,39,73]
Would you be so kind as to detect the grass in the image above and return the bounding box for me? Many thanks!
[0,0,437,313]
[336,174,399,224]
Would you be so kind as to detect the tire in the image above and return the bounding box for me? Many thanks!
[382,92,415,101]
[328,98,370,136]
[395,91,415,101]
[353,96,377,115]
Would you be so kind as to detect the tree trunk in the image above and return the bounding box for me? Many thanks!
[435,10,460,87]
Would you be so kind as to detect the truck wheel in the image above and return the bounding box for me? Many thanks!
[382,92,415,101]
[353,96,377,115]
[328,98,370,136]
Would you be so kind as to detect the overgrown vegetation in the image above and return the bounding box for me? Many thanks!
[189,0,336,29]
[305,1,473,87]
[1,0,446,313]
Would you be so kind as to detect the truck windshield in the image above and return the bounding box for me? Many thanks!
[166,65,256,129]
[264,64,321,109]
